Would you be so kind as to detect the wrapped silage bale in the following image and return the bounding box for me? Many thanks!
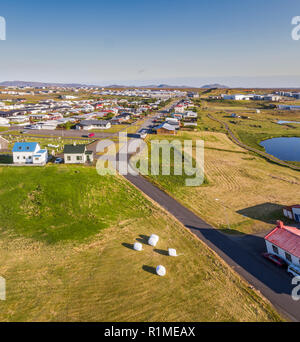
[148,234,159,246]
[168,248,177,257]
[156,265,166,277]
[133,242,143,251]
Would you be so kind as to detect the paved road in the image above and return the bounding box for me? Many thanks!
[122,171,300,321]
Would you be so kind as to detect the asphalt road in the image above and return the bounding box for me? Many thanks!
[122,170,300,321]
[115,115,300,322]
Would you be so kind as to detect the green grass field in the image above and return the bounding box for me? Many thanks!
[0,165,282,321]
[144,131,300,235]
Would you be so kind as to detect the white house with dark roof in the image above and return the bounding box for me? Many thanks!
[76,120,111,130]
[12,142,48,165]
[63,144,94,164]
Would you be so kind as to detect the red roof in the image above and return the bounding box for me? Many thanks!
[284,204,300,210]
[265,221,300,258]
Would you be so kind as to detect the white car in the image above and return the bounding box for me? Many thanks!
[287,264,300,277]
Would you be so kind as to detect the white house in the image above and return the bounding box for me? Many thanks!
[173,104,186,113]
[0,136,9,150]
[0,117,10,127]
[221,94,253,101]
[265,221,300,266]
[76,120,111,130]
[63,144,94,164]
[283,205,300,223]
[12,142,48,165]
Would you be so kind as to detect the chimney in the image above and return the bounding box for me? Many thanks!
[277,220,284,229]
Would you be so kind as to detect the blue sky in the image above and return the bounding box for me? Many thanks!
[0,0,300,87]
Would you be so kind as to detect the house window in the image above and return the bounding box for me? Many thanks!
[272,245,279,254]
[17,156,20,160]
[67,156,71,161]
[23,156,26,160]
[28,156,31,159]
[285,252,292,262]
[77,156,82,161]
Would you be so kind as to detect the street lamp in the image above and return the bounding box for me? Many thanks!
[215,198,231,230]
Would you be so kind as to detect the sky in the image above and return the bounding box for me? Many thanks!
[1,0,300,87]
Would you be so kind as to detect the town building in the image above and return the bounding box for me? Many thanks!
[63,144,94,164]
[264,221,300,266]
[76,120,111,130]
[12,142,48,165]
[283,205,300,223]
[0,136,9,150]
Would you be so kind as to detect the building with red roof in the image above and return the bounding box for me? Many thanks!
[265,221,300,266]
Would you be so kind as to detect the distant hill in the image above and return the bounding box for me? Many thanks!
[0,81,99,88]
[201,84,229,89]
[0,80,229,89]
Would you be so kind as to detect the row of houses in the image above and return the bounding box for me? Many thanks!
[221,94,281,101]
[10,141,94,165]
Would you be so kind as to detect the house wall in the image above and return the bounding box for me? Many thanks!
[0,137,8,150]
[292,208,300,222]
[33,152,48,165]
[283,208,293,220]
[265,240,300,266]
[13,151,35,164]
[64,153,86,164]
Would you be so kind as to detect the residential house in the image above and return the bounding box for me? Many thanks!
[0,136,9,150]
[154,123,177,135]
[63,144,94,164]
[111,113,130,124]
[264,221,300,266]
[0,117,10,126]
[76,120,111,130]
[283,205,300,223]
[12,142,48,165]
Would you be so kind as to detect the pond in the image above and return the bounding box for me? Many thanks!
[260,137,300,162]
[277,120,300,125]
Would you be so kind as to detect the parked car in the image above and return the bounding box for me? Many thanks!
[262,253,287,268]
[287,264,300,277]
[54,158,63,164]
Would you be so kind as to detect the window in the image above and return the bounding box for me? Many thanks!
[67,156,71,161]
[77,156,82,161]
[285,252,292,262]
[28,156,31,159]
[272,245,279,254]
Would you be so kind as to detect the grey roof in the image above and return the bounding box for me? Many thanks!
[78,120,110,126]
[63,144,86,154]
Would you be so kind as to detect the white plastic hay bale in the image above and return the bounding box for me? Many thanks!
[168,248,177,257]
[150,234,159,242]
[148,237,158,247]
[156,265,166,277]
[133,242,143,251]
[148,234,159,246]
